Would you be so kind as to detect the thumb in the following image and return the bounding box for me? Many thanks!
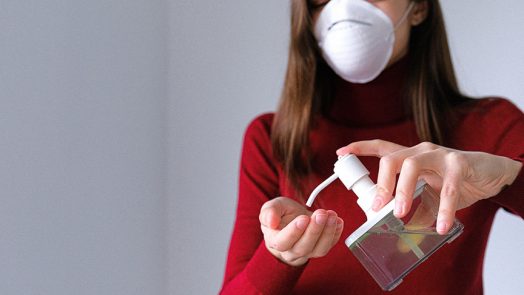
[259,199,283,229]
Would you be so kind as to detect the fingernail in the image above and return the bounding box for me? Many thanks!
[372,197,383,211]
[295,218,307,230]
[394,200,405,216]
[336,218,343,229]
[327,215,337,226]
[315,214,328,225]
[437,221,448,234]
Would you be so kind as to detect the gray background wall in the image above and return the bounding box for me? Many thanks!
[170,0,524,294]
[1,0,522,295]
[444,1,524,293]
[1,0,168,294]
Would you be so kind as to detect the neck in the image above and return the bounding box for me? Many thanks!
[327,56,410,127]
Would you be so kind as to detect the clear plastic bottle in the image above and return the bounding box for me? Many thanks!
[306,154,464,291]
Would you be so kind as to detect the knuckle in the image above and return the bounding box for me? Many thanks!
[446,151,467,167]
[418,141,437,151]
[380,155,394,168]
[403,156,419,171]
[442,184,459,198]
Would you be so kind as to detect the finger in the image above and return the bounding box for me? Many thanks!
[268,215,310,252]
[394,149,445,217]
[310,211,338,258]
[336,139,406,157]
[373,155,402,211]
[395,156,423,218]
[288,210,329,257]
[336,140,407,212]
[259,199,283,229]
[331,217,344,247]
[437,154,464,234]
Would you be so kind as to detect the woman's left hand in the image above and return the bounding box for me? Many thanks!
[337,140,523,234]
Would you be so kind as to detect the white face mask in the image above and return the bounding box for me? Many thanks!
[314,0,414,83]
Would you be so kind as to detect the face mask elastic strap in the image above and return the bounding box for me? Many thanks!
[394,1,416,31]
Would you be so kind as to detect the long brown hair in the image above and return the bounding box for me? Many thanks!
[272,0,471,193]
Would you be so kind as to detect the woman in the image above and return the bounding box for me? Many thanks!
[221,0,524,294]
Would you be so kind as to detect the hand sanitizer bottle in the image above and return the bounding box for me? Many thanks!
[306,154,464,291]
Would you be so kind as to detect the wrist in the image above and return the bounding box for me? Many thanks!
[265,244,309,267]
[504,158,523,186]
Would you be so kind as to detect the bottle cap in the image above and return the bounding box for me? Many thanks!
[334,154,370,191]
[306,154,373,207]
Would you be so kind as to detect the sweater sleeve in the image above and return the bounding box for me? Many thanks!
[220,114,306,294]
[487,99,524,218]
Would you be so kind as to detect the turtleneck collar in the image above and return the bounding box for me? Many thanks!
[327,55,411,127]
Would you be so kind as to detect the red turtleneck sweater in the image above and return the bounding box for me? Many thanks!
[220,59,524,294]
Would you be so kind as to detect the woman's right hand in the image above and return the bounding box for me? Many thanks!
[259,197,344,267]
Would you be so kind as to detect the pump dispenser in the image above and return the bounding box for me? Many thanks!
[306,154,464,291]
[307,154,379,219]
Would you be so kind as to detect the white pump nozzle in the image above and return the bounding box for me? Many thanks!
[306,173,338,207]
[305,154,378,219]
